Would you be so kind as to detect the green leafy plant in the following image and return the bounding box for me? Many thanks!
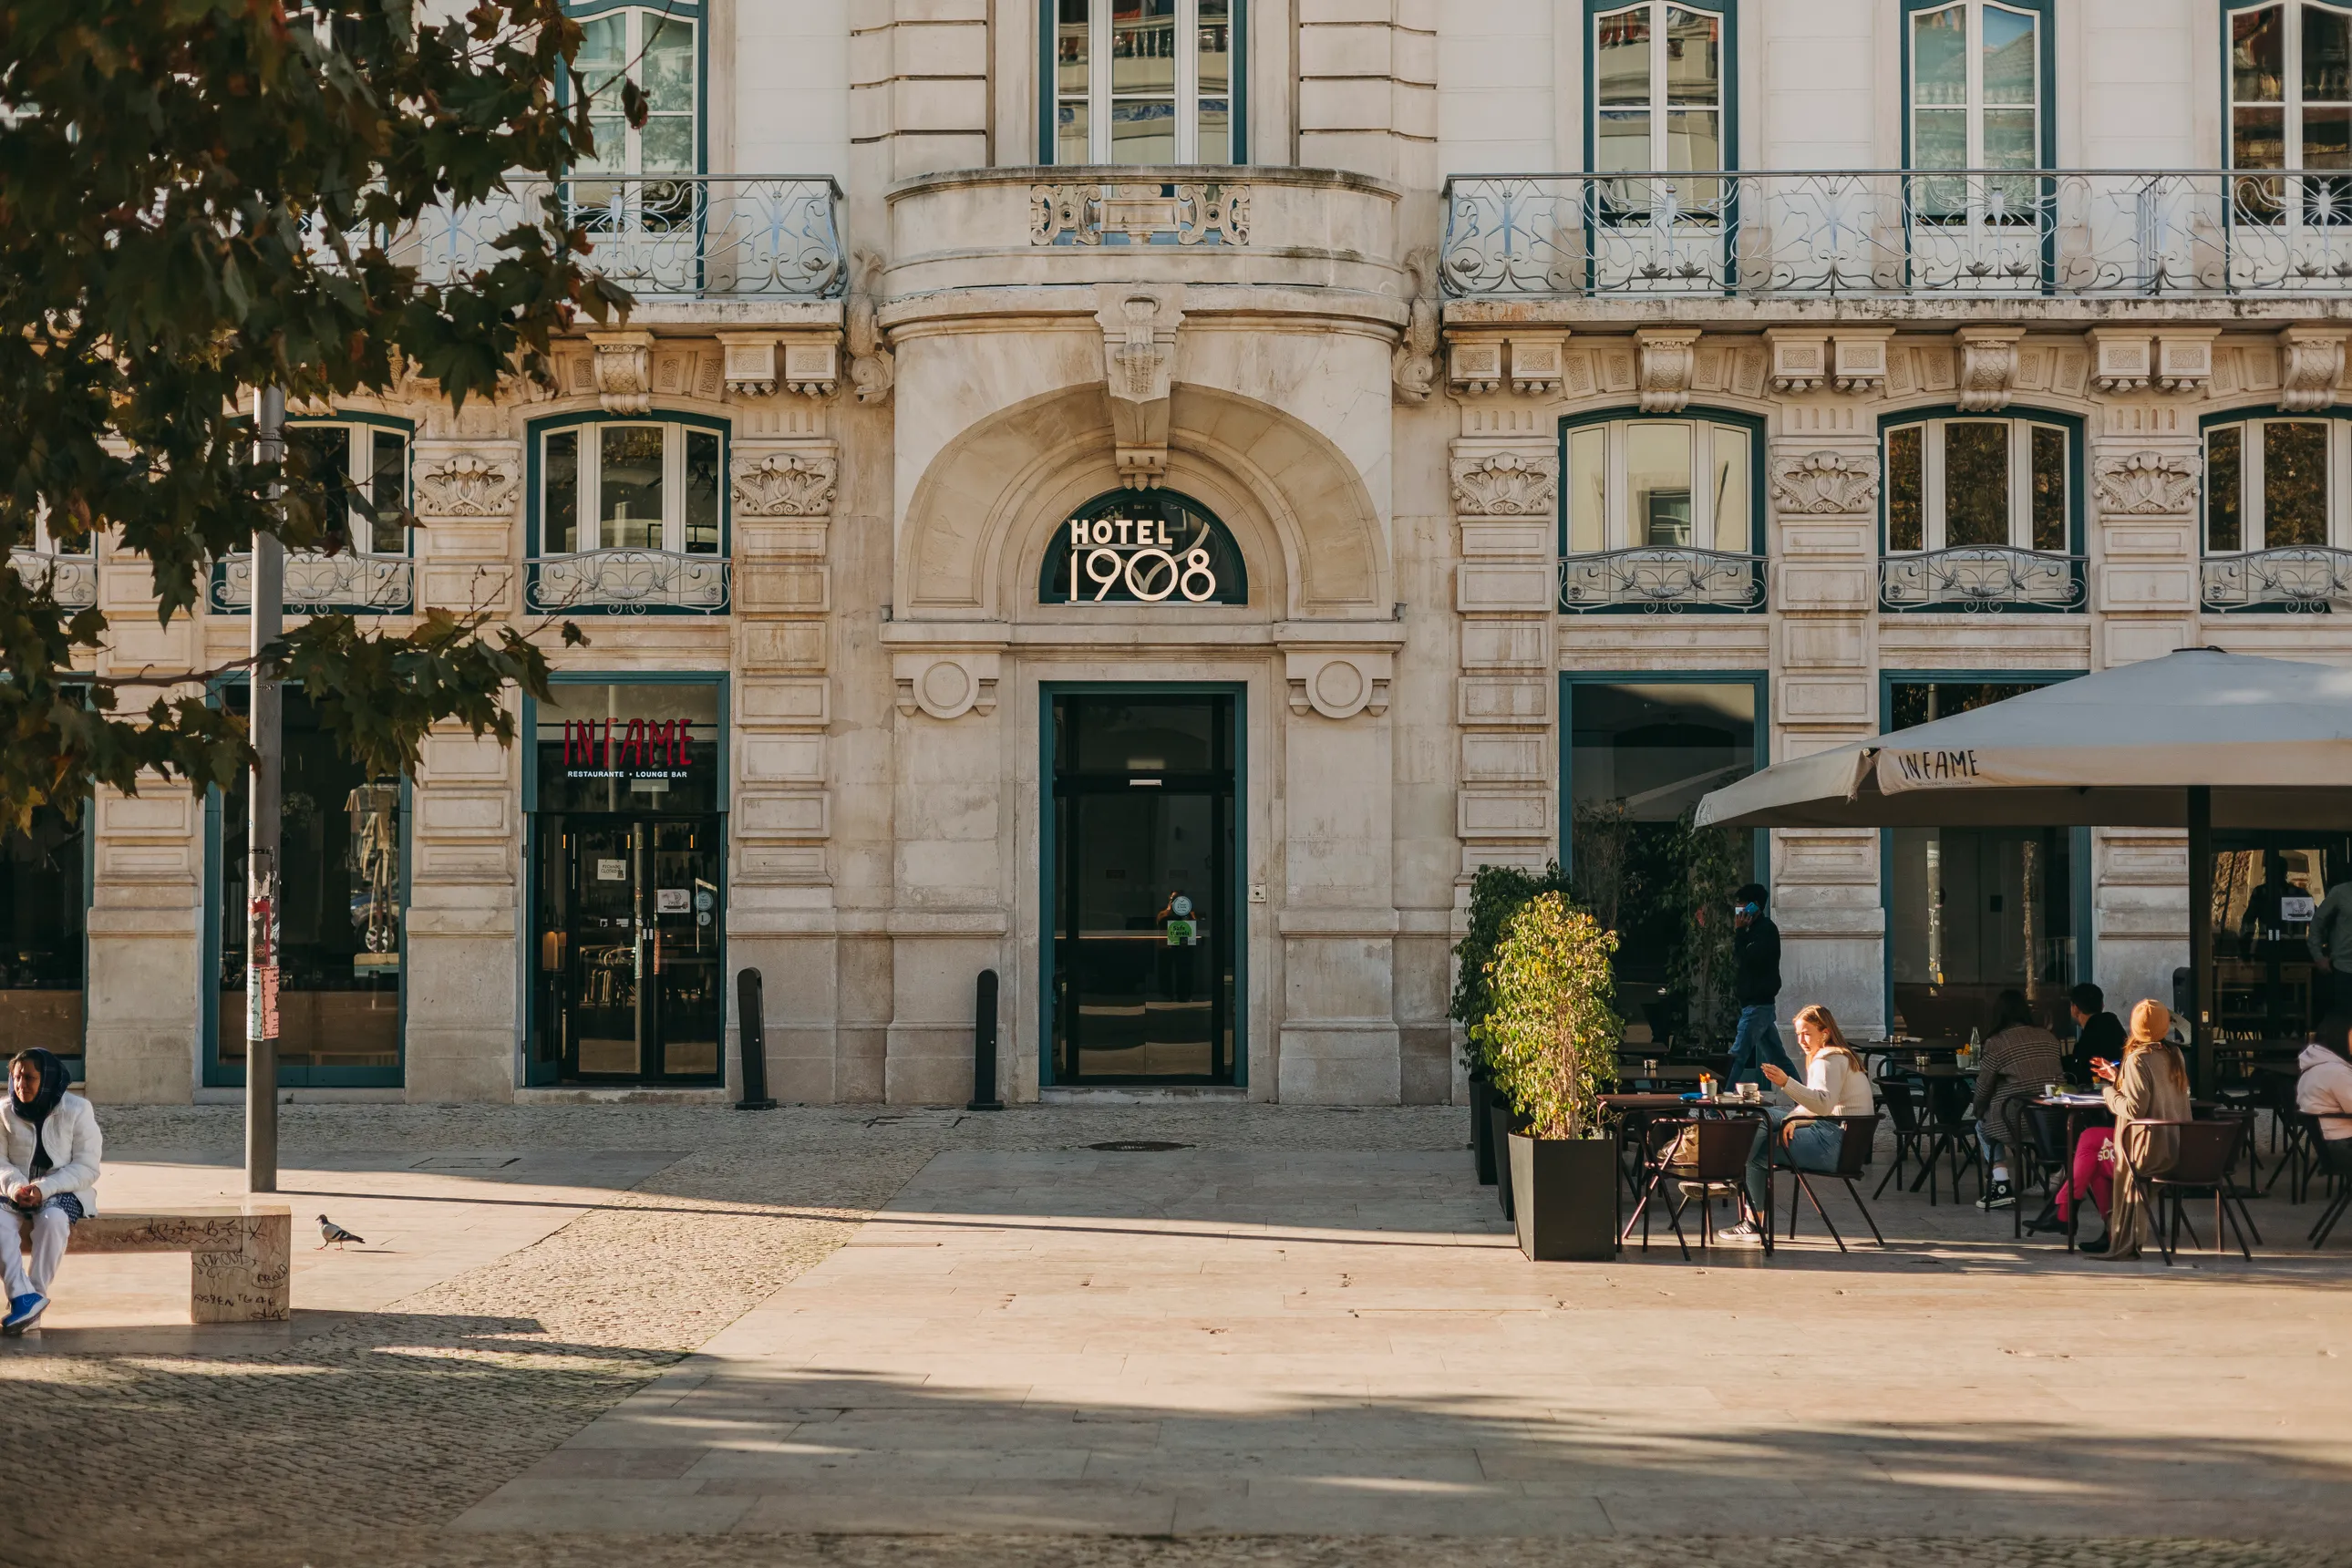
[1472,892,1623,1140]
[0,0,634,830]
[1450,861,1569,1070]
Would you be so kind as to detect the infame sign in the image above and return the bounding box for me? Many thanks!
[1040,491,1247,605]
[562,718,696,773]
[1887,748,1983,784]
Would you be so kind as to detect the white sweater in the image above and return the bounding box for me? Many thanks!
[1781,1050,1876,1122]
[2298,1043,2352,1141]
[0,1093,103,1216]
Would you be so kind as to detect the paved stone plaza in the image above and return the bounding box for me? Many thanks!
[4,1103,2349,1568]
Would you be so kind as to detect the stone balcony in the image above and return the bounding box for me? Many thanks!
[882,165,1403,300]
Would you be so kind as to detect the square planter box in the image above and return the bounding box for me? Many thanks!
[1507,1132,1619,1262]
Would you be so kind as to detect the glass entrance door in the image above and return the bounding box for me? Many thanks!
[533,813,723,1083]
[1049,693,1238,1084]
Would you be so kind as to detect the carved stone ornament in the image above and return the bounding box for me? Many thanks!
[781,336,840,398]
[731,451,839,518]
[1636,328,1702,414]
[717,332,779,397]
[1097,284,1183,489]
[1449,336,1504,397]
[2279,326,2347,413]
[1031,182,1250,246]
[2093,449,2201,517]
[1766,330,1828,394]
[589,330,654,416]
[2088,330,2151,394]
[1954,325,2022,413]
[1832,332,1892,394]
[1391,248,1439,406]
[847,250,894,407]
[1450,452,1558,517]
[893,654,999,721]
[413,452,519,518]
[2155,332,2215,395]
[1769,449,1881,515]
[1284,652,1391,722]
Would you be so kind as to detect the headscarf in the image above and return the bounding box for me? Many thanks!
[2124,1000,2191,1093]
[9,1048,68,1179]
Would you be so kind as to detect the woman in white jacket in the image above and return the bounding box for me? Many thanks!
[2299,1029,2352,1146]
[1724,1004,1875,1241]
[2,1047,102,1334]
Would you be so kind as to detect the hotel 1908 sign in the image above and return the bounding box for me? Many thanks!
[1039,490,1249,605]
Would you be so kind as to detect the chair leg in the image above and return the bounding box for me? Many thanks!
[1788,1166,1801,1240]
[1797,1171,1848,1254]
[1841,1178,1888,1247]
[2311,1189,2351,1249]
[2225,1194,2257,1261]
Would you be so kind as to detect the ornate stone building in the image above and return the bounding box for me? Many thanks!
[14,0,2352,1104]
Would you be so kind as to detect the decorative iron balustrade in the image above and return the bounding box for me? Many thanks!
[527,550,730,614]
[1559,549,1765,612]
[211,552,415,614]
[7,550,97,610]
[1880,548,2085,611]
[1443,170,2352,298]
[316,177,844,299]
[2202,547,2352,612]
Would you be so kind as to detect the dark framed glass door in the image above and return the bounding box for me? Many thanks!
[532,813,724,1084]
[1049,692,1238,1085]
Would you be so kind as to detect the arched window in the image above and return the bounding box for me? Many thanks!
[1039,490,1248,604]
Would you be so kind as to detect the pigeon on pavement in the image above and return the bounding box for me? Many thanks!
[317,1215,365,1250]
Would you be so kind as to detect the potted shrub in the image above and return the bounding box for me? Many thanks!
[1473,892,1624,1262]
[1452,861,1568,1188]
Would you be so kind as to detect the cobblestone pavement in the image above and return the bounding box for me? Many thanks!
[4,1103,2346,1568]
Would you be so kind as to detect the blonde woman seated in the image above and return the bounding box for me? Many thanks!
[1724,1004,1875,1243]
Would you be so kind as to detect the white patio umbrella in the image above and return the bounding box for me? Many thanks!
[1692,648,2352,1086]
[1694,648,2352,831]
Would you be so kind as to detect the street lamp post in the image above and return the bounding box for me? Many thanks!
[246,385,285,1194]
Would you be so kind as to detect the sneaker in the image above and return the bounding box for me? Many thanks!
[1717,1221,1763,1243]
[1977,1180,2016,1211]
[2,1292,45,1336]
[2076,1233,2110,1255]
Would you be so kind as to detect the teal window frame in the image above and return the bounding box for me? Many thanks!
[1877,667,2094,1037]
[1037,0,1248,166]
[560,0,708,178]
[1558,671,1769,887]
[1878,404,2085,611]
[1899,0,2058,171]
[210,409,414,614]
[201,675,411,1090]
[2199,403,2351,558]
[1556,406,1767,613]
[1583,0,1738,176]
[524,408,732,613]
[521,669,730,1089]
[1037,682,1248,1089]
[0,799,93,1079]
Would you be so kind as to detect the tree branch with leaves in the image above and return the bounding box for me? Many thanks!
[0,0,639,832]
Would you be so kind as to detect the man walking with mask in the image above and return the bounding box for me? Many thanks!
[1728,882,1798,1085]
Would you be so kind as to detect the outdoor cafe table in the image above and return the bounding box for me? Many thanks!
[1601,1092,1774,1223]
[2032,1092,2116,1248]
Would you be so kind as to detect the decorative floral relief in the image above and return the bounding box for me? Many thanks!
[731,452,839,518]
[2092,449,2200,517]
[1449,453,1558,517]
[1769,450,1880,515]
[413,453,519,518]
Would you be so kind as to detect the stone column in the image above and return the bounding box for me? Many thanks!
[1768,424,1886,1037]
[2089,401,2204,1010]
[728,397,843,1103]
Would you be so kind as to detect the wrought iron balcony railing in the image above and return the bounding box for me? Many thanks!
[1880,547,2085,611]
[1443,170,2352,299]
[7,550,98,610]
[2202,546,2352,612]
[526,550,730,614]
[318,176,845,299]
[211,552,415,614]
[1560,549,1765,612]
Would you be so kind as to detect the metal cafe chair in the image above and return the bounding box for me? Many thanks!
[2016,1100,2078,1241]
[1625,1116,1770,1261]
[1780,1113,1886,1253]
[1917,1073,1985,1205]
[1872,1077,1933,1202]
[2127,1119,2260,1265]
[2308,1134,2352,1250]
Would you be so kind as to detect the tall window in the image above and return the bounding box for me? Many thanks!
[0,808,84,1064]
[1563,415,1754,555]
[2229,2,2352,222]
[572,2,699,190]
[1884,416,2069,553]
[287,418,408,554]
[1045,0,1241,165]
[2205,416,2347,552]
[1591,2,1728,177]
[539,419,724,557]
[1909,3,2043,170]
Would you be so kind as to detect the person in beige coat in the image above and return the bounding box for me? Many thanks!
[2084,999,2193,1259]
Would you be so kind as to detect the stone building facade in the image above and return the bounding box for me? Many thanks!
[16,0,2352,1104]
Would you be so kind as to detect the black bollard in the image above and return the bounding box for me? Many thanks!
[735,967,778,1109]
[967,968,1005,1110]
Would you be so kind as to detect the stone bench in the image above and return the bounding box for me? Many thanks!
[16,1205,292,1323]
